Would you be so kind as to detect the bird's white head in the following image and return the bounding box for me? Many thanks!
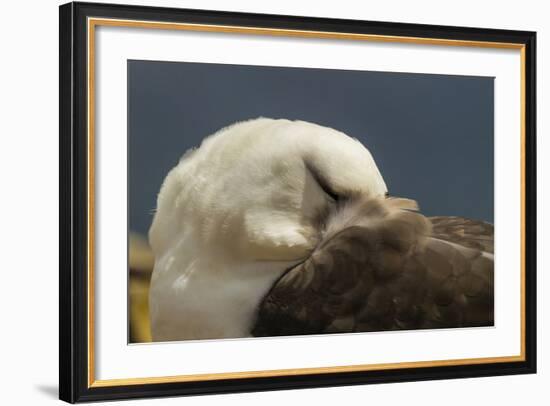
[148,118,387,341]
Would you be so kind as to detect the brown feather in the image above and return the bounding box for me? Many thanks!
[251,197,494,337]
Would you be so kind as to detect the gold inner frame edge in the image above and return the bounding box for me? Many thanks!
[86,17,527,388]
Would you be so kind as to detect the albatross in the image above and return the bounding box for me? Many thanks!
[148,118,493,341]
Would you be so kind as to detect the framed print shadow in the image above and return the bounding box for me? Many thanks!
[59,1,537,403]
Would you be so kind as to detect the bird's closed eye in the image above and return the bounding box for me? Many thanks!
[305,161,340,202]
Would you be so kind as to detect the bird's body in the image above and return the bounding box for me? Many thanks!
[148,118,493,341]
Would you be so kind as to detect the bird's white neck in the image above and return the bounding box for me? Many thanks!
[149,241,296,341]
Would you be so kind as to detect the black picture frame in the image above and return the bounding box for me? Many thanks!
[59,1,537,403]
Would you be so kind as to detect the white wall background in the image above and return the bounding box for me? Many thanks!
[0,0,546,404]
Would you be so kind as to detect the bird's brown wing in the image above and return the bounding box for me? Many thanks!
[251,199,494,337]
[430,216,494,254]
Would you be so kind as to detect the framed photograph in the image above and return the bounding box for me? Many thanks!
[59,1,537,403]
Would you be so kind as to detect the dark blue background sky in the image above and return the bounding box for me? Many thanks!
[128,60,493,236]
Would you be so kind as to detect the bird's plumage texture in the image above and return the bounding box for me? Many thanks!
[430,216,494,254]
[252,197,493,337]
[148,117,493,342]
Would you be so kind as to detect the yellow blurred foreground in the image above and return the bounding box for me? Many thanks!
[129,233,154,343]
